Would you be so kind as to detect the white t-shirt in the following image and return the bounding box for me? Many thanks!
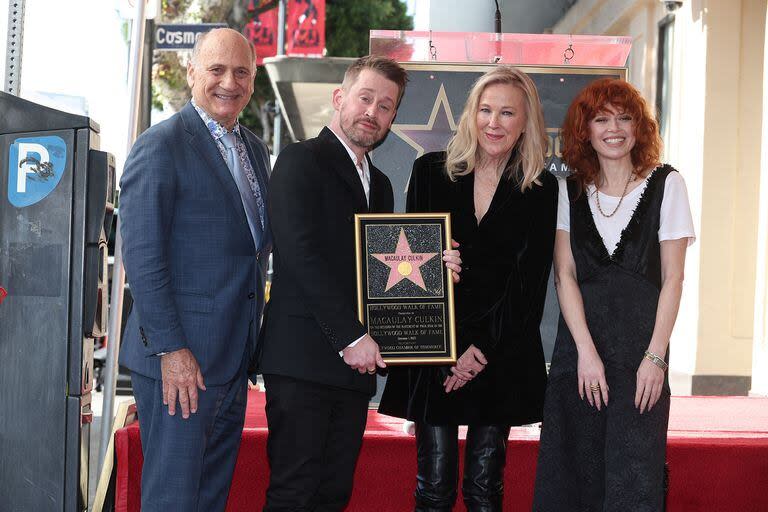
[556,169,696,254]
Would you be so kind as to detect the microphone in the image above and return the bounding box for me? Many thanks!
[493,0,502,63]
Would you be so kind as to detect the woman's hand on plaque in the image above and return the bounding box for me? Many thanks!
[443,239,462,283]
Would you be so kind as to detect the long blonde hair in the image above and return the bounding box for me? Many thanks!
[445,66,547,191]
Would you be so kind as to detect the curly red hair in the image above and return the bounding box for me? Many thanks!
[561,78,662,191]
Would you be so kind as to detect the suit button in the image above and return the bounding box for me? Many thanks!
[248,292,255,299]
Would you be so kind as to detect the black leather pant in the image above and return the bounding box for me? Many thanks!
[414,424,511,512]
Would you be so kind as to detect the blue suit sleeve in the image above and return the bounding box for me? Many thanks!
[119,131,189,356]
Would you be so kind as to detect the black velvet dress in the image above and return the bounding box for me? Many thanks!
[378,151,557,426]
[533,165,676,512]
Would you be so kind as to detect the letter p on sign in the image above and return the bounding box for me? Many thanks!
[16,143,49,194]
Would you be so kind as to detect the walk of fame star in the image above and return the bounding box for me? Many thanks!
[390,83,458,161]
[371,229,438,292]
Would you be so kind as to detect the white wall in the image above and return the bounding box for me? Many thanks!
[753,4,768,396]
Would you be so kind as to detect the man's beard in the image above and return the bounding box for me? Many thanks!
[341,116,382,150]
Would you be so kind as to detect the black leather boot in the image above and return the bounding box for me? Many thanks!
[462,425,510,512]
[414,424,459,512]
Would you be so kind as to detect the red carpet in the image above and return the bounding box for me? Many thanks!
[115,392,768,511]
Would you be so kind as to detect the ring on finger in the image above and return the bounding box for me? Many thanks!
[367,368,376,374]
[589,383,601,391]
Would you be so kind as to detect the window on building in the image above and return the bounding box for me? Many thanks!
[656,14,675,143]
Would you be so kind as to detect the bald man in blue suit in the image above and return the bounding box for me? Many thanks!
[118,28,270,511]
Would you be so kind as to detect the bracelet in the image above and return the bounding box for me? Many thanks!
[644,350,668,371]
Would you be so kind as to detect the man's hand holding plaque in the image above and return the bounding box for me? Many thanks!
[342,333,387,374]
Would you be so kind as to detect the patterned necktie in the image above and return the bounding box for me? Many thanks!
[221,132,262,249]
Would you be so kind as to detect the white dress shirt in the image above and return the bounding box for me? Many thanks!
[329,128,370,205]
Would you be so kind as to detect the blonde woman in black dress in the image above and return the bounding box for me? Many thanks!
[380,66,557,511]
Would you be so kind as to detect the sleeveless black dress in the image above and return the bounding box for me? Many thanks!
[533,165,675,512]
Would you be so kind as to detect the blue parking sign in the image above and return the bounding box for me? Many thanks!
[7,135,67,207]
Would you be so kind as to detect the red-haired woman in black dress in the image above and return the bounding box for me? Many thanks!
[533,78,695,511]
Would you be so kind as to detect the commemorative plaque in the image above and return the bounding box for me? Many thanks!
[355,213,457,364]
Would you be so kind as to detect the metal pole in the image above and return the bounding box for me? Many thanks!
[272,0,286,155]
[273,104,282,154]
[98,0,147,472]
[276,0,286,54]
[138,18,155,134]
[4,0,26,95]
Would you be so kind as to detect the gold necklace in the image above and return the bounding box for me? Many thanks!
[595,171,634,218]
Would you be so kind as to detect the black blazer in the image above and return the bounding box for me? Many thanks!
[379,151,557,425]
[258,127,394,395]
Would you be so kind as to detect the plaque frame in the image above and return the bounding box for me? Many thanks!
[355,213,457,365]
